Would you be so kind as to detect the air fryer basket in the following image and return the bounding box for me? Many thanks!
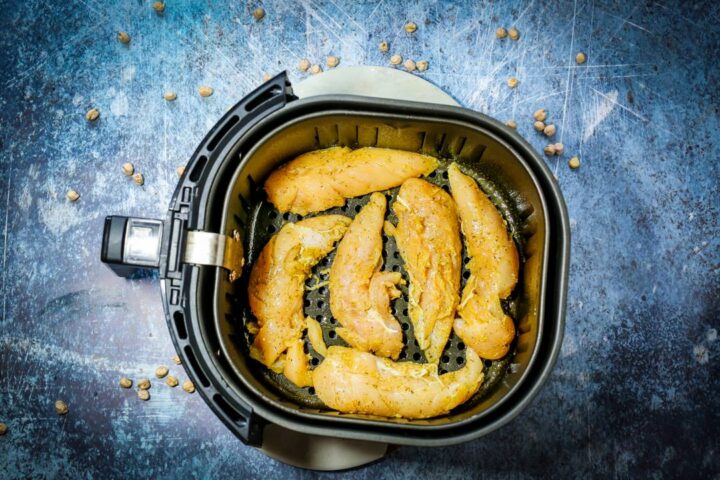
[102,73,568,447]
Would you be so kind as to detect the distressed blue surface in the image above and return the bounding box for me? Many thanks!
[1,0,719,478]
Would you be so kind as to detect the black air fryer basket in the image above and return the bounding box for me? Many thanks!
[101,72,570,447]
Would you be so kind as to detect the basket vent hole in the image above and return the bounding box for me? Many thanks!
[354,205,361,213]
[311,357,319,366]
[441,355,450,363]
[484,359,493,368]
[308,387,316,395]
[401,323,409,331]
[268,211,278,219]
[412,352,422,361]
[328,330,336,339]
[429,171,437,178]
[318,286,327,295]
[414,339,419,347]
[462,270,471,279]
[442,171,449,180]
[316,300,324,309]
[392,265,400,272]
[282,213,291,221]
[315,314,323,322]
[399,351,407,359]
[173,311,187,340]
[329,317,337,324]
[456,357,465,365]
[439,369,447,375]
[393,251,400,259]
[267,225,276,233]
[303,343,309,354]
[304,299,310,308]
[403,308,408,316]
[442,185,450,193]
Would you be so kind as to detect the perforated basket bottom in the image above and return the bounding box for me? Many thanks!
[241,161,522,411]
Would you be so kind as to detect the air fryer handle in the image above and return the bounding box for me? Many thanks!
[101,215,165,277]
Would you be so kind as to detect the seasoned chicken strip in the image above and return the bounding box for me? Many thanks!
[247,215,351,381]
[393,179,461,363]
[313,346,484,419]
[265,147,438,215]
[448,163,518,360]
[329,193,404,359]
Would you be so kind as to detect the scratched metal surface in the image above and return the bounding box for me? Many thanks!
[0,0,718,478]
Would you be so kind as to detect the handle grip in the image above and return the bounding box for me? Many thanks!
[101,216,164,277]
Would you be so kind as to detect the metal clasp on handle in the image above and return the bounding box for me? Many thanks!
[183,230,245,282]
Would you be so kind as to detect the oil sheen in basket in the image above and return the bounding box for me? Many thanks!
[241,161,522,411]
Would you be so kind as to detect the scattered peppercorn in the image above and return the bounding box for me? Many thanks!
[416,60,429,72]
[576,52,587,64]
[496,27,507,39]
[182,380,195,393]
[506,120,517,129]
[119,377,133,389]
[66,190,80,202]
[309,64,322,75]
[132,173,144,186]
[163,91,177,101]
[508,27,520,40]
[172,355,182,365]
[507,77,518,88]
[0,423,7,435]
[404,22,417,33]
[298,58,310,71]
[533,108,547,122]
[326,56,339,68]
[404,59,416,71]
[85,108,100,122]
[137,389,150,401]
[198,86,213,97]
[253,7,265,20]
[390,54,402,65]
[379,41,389,52]
[55,400,69,416]
[165,376,179,388]
[152,2,165,13]
[534,121,545,132]
[543,124,556,137]
[137,378,151,390]
[155,366,169,379]
[117,31,130,44]
[543,144,556,156]
[569,156,581,169]
[553,143,565,155]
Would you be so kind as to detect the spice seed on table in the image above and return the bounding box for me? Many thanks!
[253,7,265,20]
[163,91,177,101]
[507,77,518,88]
[508,27,520,40]
[117,31,130,44]
[262,73,271,81]
[182,380,195,393]
[544,144,557,156]
[198,86,213,97]
[152,2,165,13]
[171,355,181,365]
[390,54,402,65]
[326,56,339,68]
[416,60,429,71]
[137,378,151,390]
[133,173,144,186]
[533,108,547,121]
[176,166,185,177]
[119,377,133,389]
[496,27,507,39]
[404,22,417,33]
[569,156,581,169]
[66,190,80,202]
[165,376,179,388]
[379,40,389,52]
[298,58,310,71]
[534,121,545,132]
[309,64,322,75]
[54,400,69,416]
[404,59,416,71]
[155,366,169,379]
[576,52,587,64]
[0,423,7,435]
[122,162,134,176]
[543,124,556,137]
[554,143,565,155]
[138,390,150,401]
[85,108,99,121]
[506,120,517,129]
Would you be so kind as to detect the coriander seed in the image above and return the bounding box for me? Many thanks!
[253,7,265,20]
[0,423,7,435]
[416,60,429,71]
[404,22,417,33]
[508,27,520,40]
[569,156,581,169]
[506,120,517,129]
[122,163,134,176]
[132,173,144,186]
[155,366,169,379]
[182,380,195,393]
[163,91,177,101]
[543,144,556,156]
[137,378,151,390]
[298,58,310,71]
[172,355,182,365]
[553,142,565,155]
[198,86,213,97]
[404,59,416,71]
[176,166,185,177]
[152,2,165,13]
[138,390,150,401]
[326,56,339,68]
[119,377,133,389]
[390,54,402,65]
[66,190,80,202]
[507,77,518,88]
[165,375,179,388]
[533,108,547,122]
[54,400,69,416]
[118,31,130,44]
[379,41,389,52]
[543,124,556,137]
[309,64,322,75]
[262,73,271,81]
[576,52,586,64]
[534,121,545,132]
[85,108,100,122]
[496,27,507,39]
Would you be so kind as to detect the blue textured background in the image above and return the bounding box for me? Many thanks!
[1,0,719,478]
